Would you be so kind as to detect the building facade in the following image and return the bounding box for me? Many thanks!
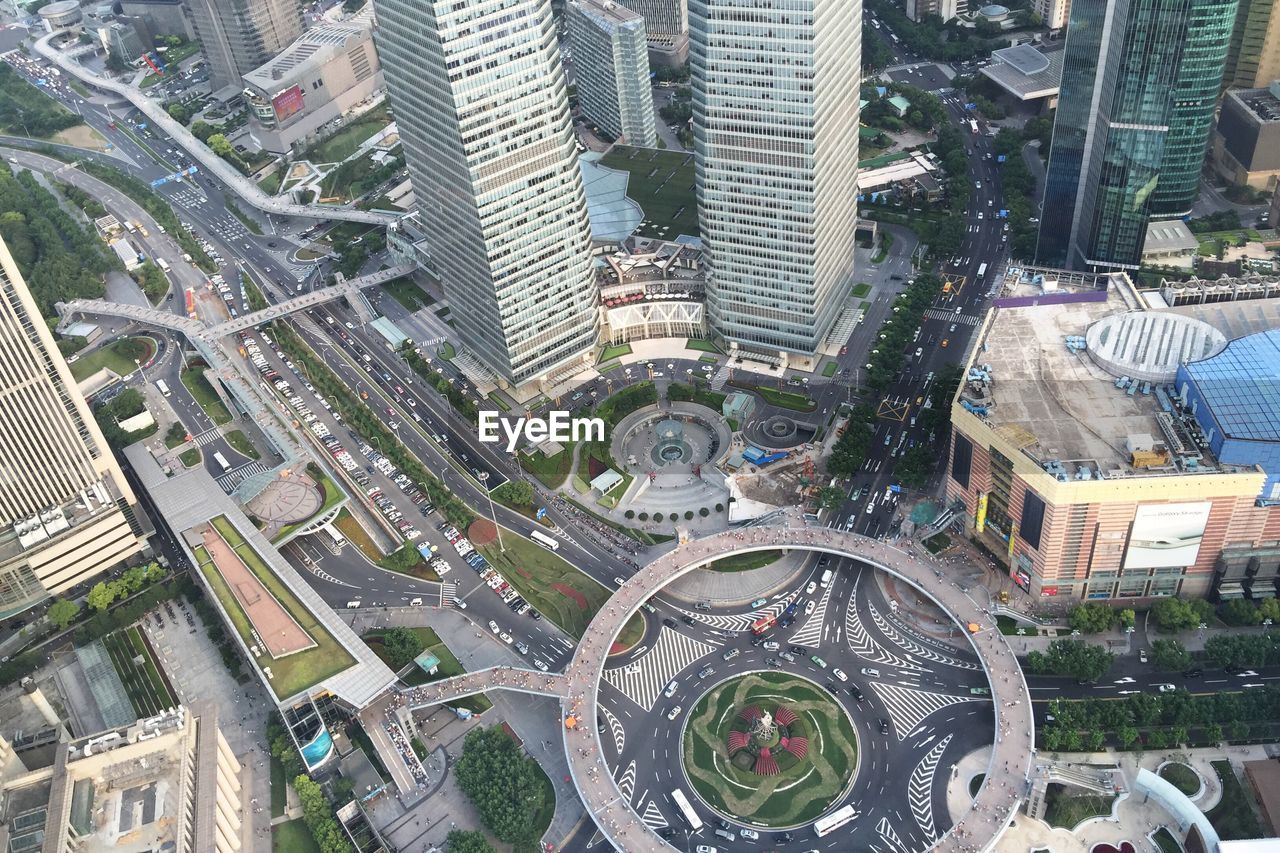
[181,0,304,93]
[1224,0,1280,90]
[690,0,860,361]
[907,0,966,23]
[0,238,149,619]
[1033,0,1070,31]
[1212,83,1280,192]
[119,0,195,41]
[566,0,657,147]
[615,0,688,66]
[242,7,383,154]
[1150,0,1239,217]
[1037,0,1208,270]
[374,0,600,389]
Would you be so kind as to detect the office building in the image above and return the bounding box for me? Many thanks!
[1224,0,1280,90]
[0,705,248,852]
[1033,0,1070,31]
[1212,83,1280,192]
[615,0,688,66]
[373,0,599,390]
[182,0,304,94]
[690,0,860,362]
[242,7,383,154]
[945,265,1280,602]
[907,0,966,23]
[567,0,657,147]
[1037,0,1221,271]
[1150,0,1240,217]
[97,19,149,64]
[119,0,196,40]
[0,237,149,619]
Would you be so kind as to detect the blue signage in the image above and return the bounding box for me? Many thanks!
[536,507,546,520]
[889,484,902,493]
[996,155,1006,163]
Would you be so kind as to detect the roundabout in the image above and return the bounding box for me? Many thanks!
[683,671,858,828]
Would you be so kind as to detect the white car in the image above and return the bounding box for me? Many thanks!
[665,681,679,697]
[500,632,514,645]
[832,668,848,682]
[805,581,817,594]
[488,620,500,633]
[1157,683,1177,693]
[667,705,683,720]
[453,599,468,610]
[805,600,816,615]
[534,659,549,672]
[740,829,759,840]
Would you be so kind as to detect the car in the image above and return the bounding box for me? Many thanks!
[534,659,549,671]
[805,600,816,615]
[750,598,767,608]
[1139,649,1148,663]
[879,719,891,735]
[722,648,740,661]
[695,847,718,853]
[975,181,982,189]
[914,347,923,358]
[861,667,880,677]
[810,655,827,668]
[488,620,499,633]
[941,338,949,348]
[681,614,695,625]
[664,681,679,697]
[740,829,759,840]
[698,665,716,678]
[515,642,529,654]
[949,323,957,332]
[805,581,817,594]
[848,684,864,701]
[789,645,805,656]
[978,212,984,220]
[662,617,677,628]
[1184,667,1203,678]
[667,705,683,720]
[500,632,514,644]
[1157,683,1177,693]
[832,668,848,682]
[762,641,780,651]
[453,599,468,610]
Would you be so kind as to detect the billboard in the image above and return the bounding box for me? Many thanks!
[271,84,305,123]
[1123,502,1212,569]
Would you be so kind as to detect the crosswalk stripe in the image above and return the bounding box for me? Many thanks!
[870,683,975,742]
[869,603,980,671]
[191,428,223,447]
[440,581,457,606]
[216,461,268,492]
[789,583,832,648]
[924,308,980,325]
[875,816,910,853]
[674,601,786,633]
[640,800,668,828]
[908,733,952,842]
[845,576,922,671]
[602,627,716,711]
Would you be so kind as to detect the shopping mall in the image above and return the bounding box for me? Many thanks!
[945,266,1280,602]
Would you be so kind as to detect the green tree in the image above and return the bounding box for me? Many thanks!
[1117,726,1139,750]
[1026,639,1114,682]
[1229,721,1250,741]
[1117,609,1136,630]
[166,103,189,124]
[1258,598,1280,624]
[455,727,550,848]
[446,830,497,853]
[207,133,233,157]
[499,479,534,506]
[1219,599,1262,626]
[87,581,116,612]
[47,598,80,629]
[1204,723,1223,743]
[1150,639,1191,672]
[1150,597,1214,631]
[895,445,934,490]
[815,486,845,511]
[1068,603,1116,634]
[190,121,217,142]
[293,774,353,853]
[381,626,426,670]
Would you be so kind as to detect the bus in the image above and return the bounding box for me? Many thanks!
[814,804,857,837]
[751,613,777,635]
[976,262,988,279]
[155,379,170,397]
[155,257,170,273]
[212,451,231,472]
[530,530,560,552]
[670,789,703,831]
[969,119,980,134]
[889,32,900,44]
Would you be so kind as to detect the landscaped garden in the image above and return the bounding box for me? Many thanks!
[1158,762,1200,796]
[683,671,858,827]
[1042,784,1116,829]
[708,550,782,573]
[69,337,154,382]
[598,146,698,239]
[1207,760,1263,840]
[100,625,178,718]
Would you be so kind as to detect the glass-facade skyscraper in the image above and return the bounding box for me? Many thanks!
[690,0,860,359]
[567,0,658,147]
[1151,0,1239,217]
[1037,0,1223,270]
[374,0,600,388]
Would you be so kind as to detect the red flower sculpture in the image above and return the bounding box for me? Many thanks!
[774,706,797,727]
[754,748,780,776]
[784,736,809,760]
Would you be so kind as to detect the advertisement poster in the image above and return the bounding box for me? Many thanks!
[272,84,305,122]
[1123,502,1212,569]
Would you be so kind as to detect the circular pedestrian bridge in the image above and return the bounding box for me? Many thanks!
[560,520,1034,852]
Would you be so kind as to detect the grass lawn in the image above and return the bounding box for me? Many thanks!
[1207,760,1264,840]
[851,282,872,298]
[596,360,623,375]
[744,385,817,412]
[69,337,154,382]
[822,362,839,378]
[224,429,259,460]
[598,146,698,239]
[969,773,985,798]
[613,613,645,652]
[529,758,556,839]
[599,343,633,362]
[708,550,782,573]
[520,445,575,488]
[366,627,494,711]
[477,528,612,638]
[378,275,432,311]
[1153,827,1182,853]
[305,103,392,163]
[685,338,720,353]
[996,615,1024,635]
[198,517,355,699]
[871,231,895,263]
[922,532,951,554]
[272,467,346,542]
[258,171,282,195]
[1159,762,1199,796]
[100,626,178,718]
[487,392,511,412]
[272,818,321,853]
[181,367,232,425]
[1043,785,1115,829]
[179,447,201,468]
[334,508,385,561]
[270,755,286,817]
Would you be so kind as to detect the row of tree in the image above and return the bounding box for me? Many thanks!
[991,128,1039,259]
[0,64,82,138]
[864,0,1005,61]
[827,403,876,479]
[1066,602,1136,634]
[294,774,354,853]
[865,272,946,392]
[1024,638,1115,682]
[455,727,552,852]
[399,342,478,422]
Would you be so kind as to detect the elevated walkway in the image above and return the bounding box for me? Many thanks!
[400,667,571,708]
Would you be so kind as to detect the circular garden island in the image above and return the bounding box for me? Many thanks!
[682,671,858,828]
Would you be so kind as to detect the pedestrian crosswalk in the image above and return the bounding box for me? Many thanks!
[602,627,716,711]
[923,308,980,325]
[710,365,730,391]
[675,601,785,633]
[870,683,975,742]
[191,428,223,447]
[789,583,833,648]
[440,581,458,606]
[216,461,268,492]
[869,603,980,672]
[907,734,952,843]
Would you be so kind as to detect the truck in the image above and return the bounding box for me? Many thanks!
[135,222,149,237]
[820,568,834,588]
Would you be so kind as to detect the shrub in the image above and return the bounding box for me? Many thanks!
[684,510,694,520]
[638,512,649,521]
[624,510,635,519]
[715,503,725,512]
[654,513,664,522]
[699,507,709,517]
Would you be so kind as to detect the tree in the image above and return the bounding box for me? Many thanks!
[1068,603,1116,634]
[207,133,233,158]
[1150,639,1191,672]
[48,598,80,629]
[166,103,189,124]
[294,774,353,853]
[1219,599,1262,626]
[87,581,116,612]
[815,486,845,511]
[455,727,550,848]
[895,446,934,490]
[1025,639,1114,682]
[1117,609,1136,630]
[498,479,534,507]
[190,121,217,143]
[381,626,426,670]
[1117,726,1139,750]
[1258,598,1280,624]
[1204,723,1223,743]
[1150,597,1214,631]
[446,830,496,853]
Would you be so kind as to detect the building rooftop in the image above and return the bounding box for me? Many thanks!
[1228,83,1280,124]
[1143,219,1200,256]
[961,265,1273,480]
[570,0,645,27]
[241,6,373,94]
[980,44,1064,100]
[1181,329,1280,443]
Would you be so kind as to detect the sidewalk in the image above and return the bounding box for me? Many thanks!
[663,548,811,605]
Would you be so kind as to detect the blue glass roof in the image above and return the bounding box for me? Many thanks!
[1184,328,1280,443]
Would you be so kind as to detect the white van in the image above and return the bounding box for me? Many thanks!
[820,569,834,588]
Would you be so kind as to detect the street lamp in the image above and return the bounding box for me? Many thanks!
[478,471,505,552]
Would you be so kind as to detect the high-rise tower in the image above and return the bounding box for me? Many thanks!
[374,0,600,388]
[1037,0,1222,270]
[1224,0,1280,89]
[182,0,303,92]
[567,0,658,147]
[0,237,148,618]
[690,0,860,361]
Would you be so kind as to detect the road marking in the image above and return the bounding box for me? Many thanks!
[907,733,952,842]
[617,760,636,801]
[602,627,716,711]
[869,602,980,671]
[601,704,625,755]
[870,683,977,742]
[640,799,668,829]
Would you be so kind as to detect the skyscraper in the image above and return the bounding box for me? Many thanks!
[182,0,303,92]
[1037,0,1217,271]
[567,0,657,147]
[0,237,148,618]
[1033,0,1071,31]
[1151,0,1239,217]
[1224,0,1280,89]
[615,0,687,66]
[375,0,599,388]
[690,0,860,361]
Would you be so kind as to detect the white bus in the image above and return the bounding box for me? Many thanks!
[155,257,171,273]
[969,119,980,134]
[814,804,857,837]
[976,262,988,279]
[155,379,170,397]
[530,530,560,551]
[670,789,703,831]
[212,451,231,472]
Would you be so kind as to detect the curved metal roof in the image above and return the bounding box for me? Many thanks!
[1182,328,1280,442]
